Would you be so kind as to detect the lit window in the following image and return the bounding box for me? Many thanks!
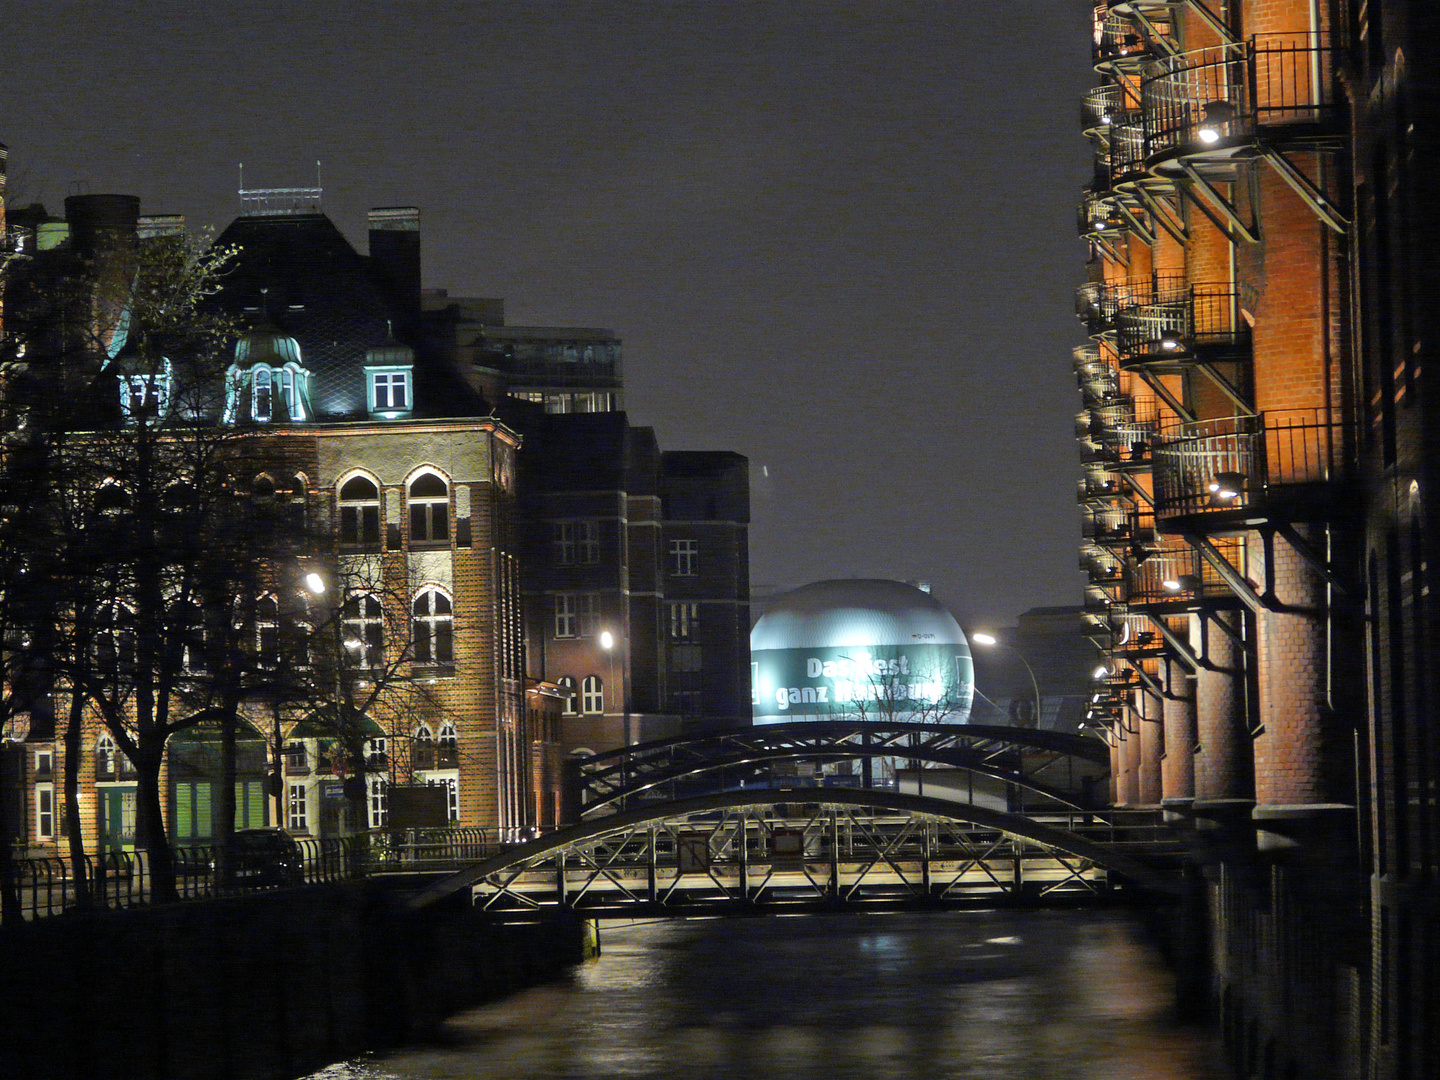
[581,675,604,714]
[338,476,381,546]
[371,371,409,412]
[408,474,449,543]
[557,675,578,715]
[669,539,698,576]
[669,602,699,639]
[437,721,458,766]
[279,367,301,420]
[285,742,307,771]
[35,784,54,841]
[368,777,388,828]
[553,521,599,565]
[343,593,385,668]
[288,782,308,832]
[121,373,168,419]
[253,368,272,422]
[411,588,454,665]
[365,736,388,769]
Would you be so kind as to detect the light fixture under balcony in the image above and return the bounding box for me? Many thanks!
[1160,337,1181,351]
[1162,574,1201,593]
[1198,100,1237,145]
[1208,470,1246,501]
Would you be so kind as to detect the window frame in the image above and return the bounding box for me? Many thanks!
[337,475,382,547]
[552,520,599,566]
[669,601,700,639]
[367,367,412,414]
[411,586,455,666]
[669,538,699,576]
[35,783,54,841]
[557,675,578,716]
[581,674,604,714]
[408,473,450,545]
[343,592,385,669]
[287,782,308,833]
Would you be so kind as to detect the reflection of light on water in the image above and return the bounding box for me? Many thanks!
[302,911,1229,1080]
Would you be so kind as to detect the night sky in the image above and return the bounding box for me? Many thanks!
[3,1,1095,628]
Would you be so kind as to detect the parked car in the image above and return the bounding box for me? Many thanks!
[225,828,304,887]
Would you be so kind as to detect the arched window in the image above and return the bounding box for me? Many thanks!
[411,588,453,665]
[93,604,136,674]
[253,367,272,422]
[408,473,449,543]
[338,476,380,546]
[437,721,458,766]
[255,594,280,666]
[252,474,275,498]
[342,593,384,668]
[413,722,434,743]
[557,675,578,716]
[94,482,129,517]
[94,733,132,780]
[581,675,604,714]
[412,722,435,770]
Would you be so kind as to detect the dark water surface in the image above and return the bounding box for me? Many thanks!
[308,908,1228,1080]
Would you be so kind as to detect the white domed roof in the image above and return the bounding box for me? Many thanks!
[752,579,968,652]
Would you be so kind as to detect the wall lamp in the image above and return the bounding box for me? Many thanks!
[1162,574,1201,593]
[1198,100,1236,144]
[1208,470,1246,501]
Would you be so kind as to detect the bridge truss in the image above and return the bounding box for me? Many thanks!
[568,722,1111,819]
[421,789,1184,922]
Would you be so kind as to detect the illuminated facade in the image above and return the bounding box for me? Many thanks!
[1077,1,1439,1075]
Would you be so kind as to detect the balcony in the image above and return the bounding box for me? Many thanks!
[1091,2,1175,71]
[1142,35,1340,173]
[1114,277,1250,367]
[1077,472,1126,506]
[1082,84,1138,138]
[1125,536,1246,606]
[1152,409,1344,529]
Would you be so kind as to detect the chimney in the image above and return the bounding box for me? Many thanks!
[368,206,421,320]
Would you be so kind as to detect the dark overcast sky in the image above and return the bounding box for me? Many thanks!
[3,0,1094,629]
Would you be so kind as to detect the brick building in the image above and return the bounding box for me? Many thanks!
[1076,1,1438,1075]
[0,182,750,857]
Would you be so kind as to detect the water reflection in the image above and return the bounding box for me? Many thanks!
[307,909,1227,1080]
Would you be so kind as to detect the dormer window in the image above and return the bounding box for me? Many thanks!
[253,368,272,422]
[370,370,410,414]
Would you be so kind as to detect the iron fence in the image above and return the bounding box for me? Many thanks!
[1116,281,1248,361]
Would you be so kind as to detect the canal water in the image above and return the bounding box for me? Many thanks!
[307,908,1229,1080]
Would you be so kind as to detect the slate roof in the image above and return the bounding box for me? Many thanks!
[210,213,487,421]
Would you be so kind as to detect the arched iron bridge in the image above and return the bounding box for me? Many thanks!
[565,722,1111,818]
[412,726,1186,921]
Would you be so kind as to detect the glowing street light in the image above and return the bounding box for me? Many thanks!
[972,632,1042,729]
[304,571,326,595]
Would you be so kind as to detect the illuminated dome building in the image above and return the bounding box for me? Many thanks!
[751,579,973,724]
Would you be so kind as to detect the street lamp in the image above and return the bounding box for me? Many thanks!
[971,632,1042,729]
[598,627,630,745]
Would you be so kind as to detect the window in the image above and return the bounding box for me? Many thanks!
[553,521,599,565]
[413,723,435,769]
[173,781,213,840]
[368,776,388,828]
[278,367,304,420]
[581,674,604,714]
[427,775,459,822]
[371,371,409,411]
[365,736,388,769]
[554,593,600,639]
[557,675,578,716]
[284,741,307,771]
[669,602,700,639]
[408,474,449,543]
[94,733,132,780]
[255,594,280,667]
[411,588,454,665]
[288,782,308,832]
[35,784,54,841]
[338,476,381,546]
[122,374,166,419]
[253,367,272,422]
[343,593,385,668]
[437,720,458,767]
[34,749,52,777]
[669,539,698,576]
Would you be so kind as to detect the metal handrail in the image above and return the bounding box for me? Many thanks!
[1142,34,1338,160]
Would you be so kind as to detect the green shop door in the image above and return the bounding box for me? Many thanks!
[98,785,138,855]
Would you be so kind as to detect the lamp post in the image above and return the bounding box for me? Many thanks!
[598,628,629,746]
[971,632,1042,729]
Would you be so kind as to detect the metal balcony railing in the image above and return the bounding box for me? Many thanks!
[1105,117,1149,184]
[1077,188,1127,241]
[1082,84,1138,135]
[1092,4,1175,70]
[1078,365,1122,404]
[1142,34,1339,164]
[1115,279,1250,362]
[1153,409,1343,522]
[1125,536,1245,604]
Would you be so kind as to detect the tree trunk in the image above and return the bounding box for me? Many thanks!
[63,692,91,909]
[217,695,238,885]
[134,747,176,902]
